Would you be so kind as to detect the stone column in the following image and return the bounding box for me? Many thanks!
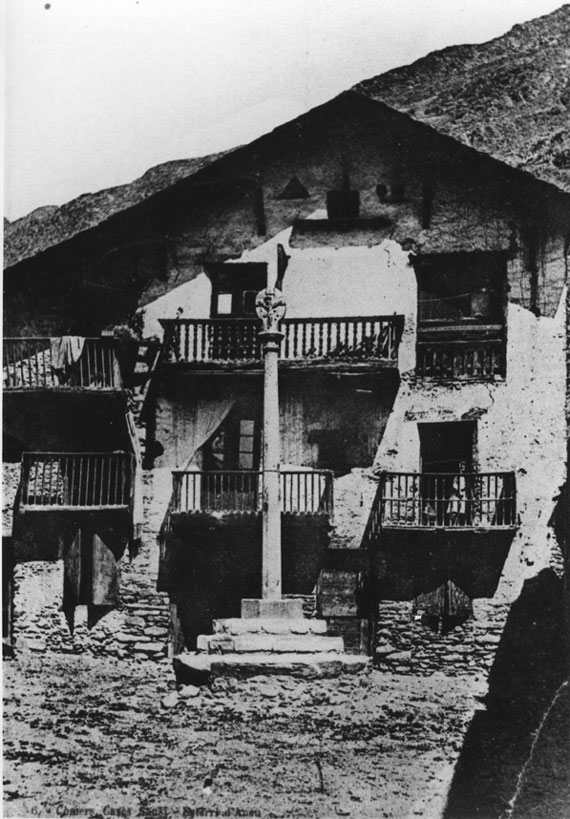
[255,288,286,600]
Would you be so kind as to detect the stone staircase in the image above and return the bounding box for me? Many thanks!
[199,618,344,654]
[173,597,370,684]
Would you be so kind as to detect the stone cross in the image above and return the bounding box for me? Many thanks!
[256,287,286,599]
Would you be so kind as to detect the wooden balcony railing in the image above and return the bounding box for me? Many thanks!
[378,471,516,528]
[161,316,404,366]
[416,337,505,379]
[3,338,122,390]
[19,452,134,511]
[171,469,334,516]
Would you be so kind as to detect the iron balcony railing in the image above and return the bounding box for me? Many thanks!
[161,316,404,365]
[20,452,135,511]
[416,336,505,379]
[3,338,122,390]
[171,469,334,516]
[378,471,516,529]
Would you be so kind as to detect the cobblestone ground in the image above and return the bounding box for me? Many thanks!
[3,654,486,819]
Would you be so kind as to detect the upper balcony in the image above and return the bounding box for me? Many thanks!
[377,471,517,531]
[160,315,404,373]
[18,451,135,513]
[413,251,507,381]
[416,328,505,380]
[3,337,123,392]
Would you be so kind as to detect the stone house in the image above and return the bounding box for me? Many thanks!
[3,89,570,675]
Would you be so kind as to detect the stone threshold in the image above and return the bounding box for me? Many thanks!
[173,651,371,685]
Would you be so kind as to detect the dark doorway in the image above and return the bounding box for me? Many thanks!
[419,421,475,473]
[309,429,350,475]
[419,421,476,527]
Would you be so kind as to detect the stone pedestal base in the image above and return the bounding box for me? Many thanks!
[241,598,303,619]
[180,596,365,683]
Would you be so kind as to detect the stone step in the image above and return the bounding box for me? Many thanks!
[196,633,344,655]
[213,618,327,636]
[173,651,371,685]
[241,598,303,619]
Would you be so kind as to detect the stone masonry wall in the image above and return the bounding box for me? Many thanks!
[375,600,508,676]
[11,470,170,661]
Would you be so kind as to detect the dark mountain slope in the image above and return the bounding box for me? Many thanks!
[353,4,570,193]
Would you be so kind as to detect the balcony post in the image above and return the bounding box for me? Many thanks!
[256,287,286,600]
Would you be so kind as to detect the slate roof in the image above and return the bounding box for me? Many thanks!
[4,153,227,269]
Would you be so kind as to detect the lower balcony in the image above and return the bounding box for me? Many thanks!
[159,469,335,638]
[378,471,517,530]
[19,452,135,512]
[169,469,334,517]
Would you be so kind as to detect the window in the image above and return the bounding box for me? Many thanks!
[390,183,406,202]
[215,293,233,316]
[242,290,258,317]
[202,408,260,471]
[238,419,256,470]
[413,252,507,379]
[416,253,505,326]
[206,262,267,318]
[326,190,360,220]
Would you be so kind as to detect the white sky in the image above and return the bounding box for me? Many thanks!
[4,0,566,221]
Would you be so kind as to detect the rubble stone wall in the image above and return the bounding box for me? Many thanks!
[374,599,508,676]
[11,471,171,661]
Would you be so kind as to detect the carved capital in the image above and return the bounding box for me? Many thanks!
[255,287,286,332]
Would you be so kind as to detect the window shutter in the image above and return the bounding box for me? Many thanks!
[91,533,120,607]
[63,529,82,608]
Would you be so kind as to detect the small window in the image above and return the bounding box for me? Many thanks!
[216,293,233,315]
[238,419,256,470]
[376,183,388,201]
[207,262,267,318]
[242,290,258,317]
[390,183,406,202]
[326,190,360,220]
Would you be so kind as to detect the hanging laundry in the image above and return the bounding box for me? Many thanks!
[50,336,85,383]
